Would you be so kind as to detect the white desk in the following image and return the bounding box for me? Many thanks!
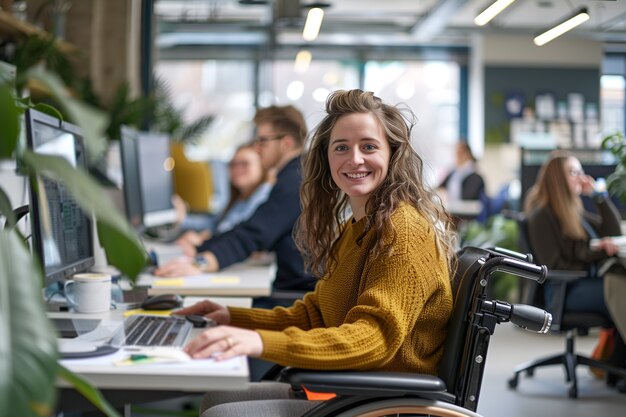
[52,310,249,392]
[137,261,274,297]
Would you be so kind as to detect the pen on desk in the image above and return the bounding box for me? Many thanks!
[130,354,152,363]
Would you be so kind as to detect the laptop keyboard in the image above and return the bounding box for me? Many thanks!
[111,315,193,348]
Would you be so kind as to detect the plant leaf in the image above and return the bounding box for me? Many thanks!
[26,66,109,164]
[0,83,20,159]
[32,102,64,120]
[0,187,17,228]
[97,221,149,281]
[21,151,146,280]
[0,228,58,417]
[56,364,122,417]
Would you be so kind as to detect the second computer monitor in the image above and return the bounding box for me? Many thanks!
[119,126,177,230]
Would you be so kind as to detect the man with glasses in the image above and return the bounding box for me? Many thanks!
[155,105,315,308]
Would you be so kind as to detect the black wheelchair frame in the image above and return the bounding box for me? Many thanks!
[279,246,551,417]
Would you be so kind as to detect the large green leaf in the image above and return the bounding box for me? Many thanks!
[26,66,108,164]
[0,84,19,159]
[56,365,121,417]
[21,151,147,280]
[0,188,16,228]
[0,229,58,417]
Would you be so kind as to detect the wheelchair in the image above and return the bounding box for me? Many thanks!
[275,246,552,417]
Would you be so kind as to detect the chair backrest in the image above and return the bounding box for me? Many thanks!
[170,143,213,213]
[512,211,599,332]
[438,246,492,402]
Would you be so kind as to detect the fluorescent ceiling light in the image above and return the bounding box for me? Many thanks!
[294,50,312,73]
[303,8,324,41]
[534,8,590,46]
[474,0,516,26]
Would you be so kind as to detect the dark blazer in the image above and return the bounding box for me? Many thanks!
[439,171,485,201]
[527,196,622,272]
[197,156,315,292]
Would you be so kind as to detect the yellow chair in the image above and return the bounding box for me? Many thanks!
[170,142,213,213]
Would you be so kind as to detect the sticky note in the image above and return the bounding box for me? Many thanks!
[210,276,240,284]
[153,278,185,287]
[123,309,173,317]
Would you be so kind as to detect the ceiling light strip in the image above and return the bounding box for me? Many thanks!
[294,50,312,73]
[474,0,516,26]
[533,8,590,46]
[303,8,324,41]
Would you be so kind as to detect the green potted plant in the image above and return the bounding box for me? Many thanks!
[0,64,146,416]
[151,76,214,143]
[601,131,626,202]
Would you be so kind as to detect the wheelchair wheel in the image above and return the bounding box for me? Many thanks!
[330,398,484,417]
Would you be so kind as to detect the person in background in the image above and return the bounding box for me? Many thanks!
[154,105,316,308]
[176,143,273,256]
[525,150,626,385]
[174,89,456,417]
[438,142,485,202]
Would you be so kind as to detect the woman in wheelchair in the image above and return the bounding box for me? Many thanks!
[175,89,457,416]
[524,151,625,351]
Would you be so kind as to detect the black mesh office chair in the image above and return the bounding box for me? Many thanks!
[271,247,552,417]
[506,213,626,398]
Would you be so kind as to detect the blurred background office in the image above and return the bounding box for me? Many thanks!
[2,0,626,415]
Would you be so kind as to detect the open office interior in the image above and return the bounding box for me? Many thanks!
[1,1,626,416]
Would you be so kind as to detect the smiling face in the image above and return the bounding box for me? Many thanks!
[328,112,391,220]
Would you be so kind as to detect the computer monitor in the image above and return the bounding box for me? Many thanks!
[25,109,95,287]
[119,126,143,229]
[119,126,177,230]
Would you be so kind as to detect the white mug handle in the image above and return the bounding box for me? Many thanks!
[64,280,77,309]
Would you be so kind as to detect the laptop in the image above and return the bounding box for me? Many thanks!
[52,314,194,359]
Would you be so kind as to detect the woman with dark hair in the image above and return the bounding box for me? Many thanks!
[438,142,485,202]
[176,89,456,416]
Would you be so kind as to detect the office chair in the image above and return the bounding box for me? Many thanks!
[506,212,626,398]
[269,246,552,417]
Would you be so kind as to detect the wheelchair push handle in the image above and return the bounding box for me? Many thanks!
[510,303,552,333]
[481,255,548,284]
[481,299,552,333]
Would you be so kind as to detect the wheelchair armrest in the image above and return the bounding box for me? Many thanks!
[280,368,447,397]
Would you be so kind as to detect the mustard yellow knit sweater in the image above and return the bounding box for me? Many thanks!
[228,203,452,375]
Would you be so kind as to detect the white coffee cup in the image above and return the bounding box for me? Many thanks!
[64,273,112,314]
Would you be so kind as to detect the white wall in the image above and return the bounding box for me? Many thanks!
[482,35,603,67]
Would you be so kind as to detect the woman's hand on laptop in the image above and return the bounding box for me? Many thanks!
[183,325,263,361]
[174,299,231,325]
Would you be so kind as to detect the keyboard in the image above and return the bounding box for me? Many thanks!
[109,315,193,348]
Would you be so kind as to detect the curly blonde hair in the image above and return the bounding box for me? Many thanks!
[295,89,456,277]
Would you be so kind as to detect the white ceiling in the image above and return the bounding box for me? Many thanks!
[154,0,626,46]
